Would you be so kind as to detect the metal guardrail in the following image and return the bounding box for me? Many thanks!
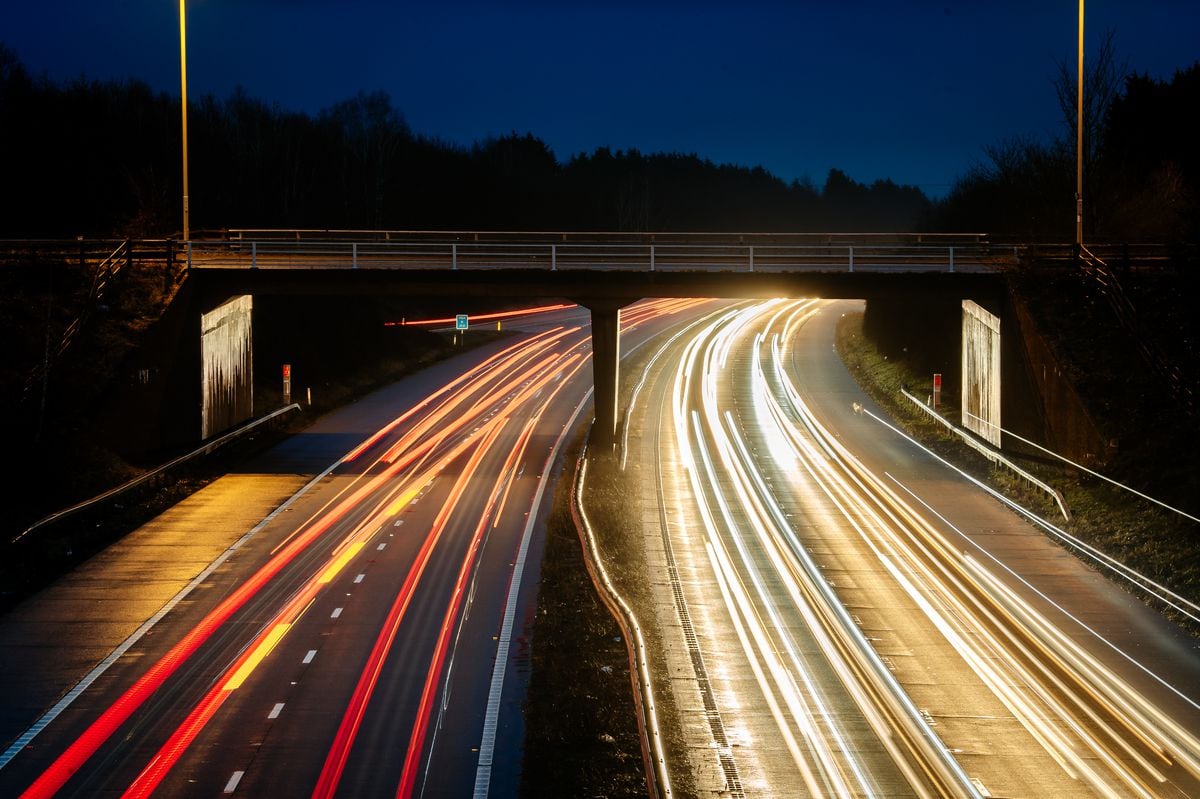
[2,236,1187,272]
[11,404,302,546]
[227,228,993,244]
[899,388,1071,521]
[183,238,1014,274]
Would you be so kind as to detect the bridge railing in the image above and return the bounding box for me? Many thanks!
[185,238,1015,273]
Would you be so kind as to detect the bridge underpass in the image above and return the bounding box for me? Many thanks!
[184,231,1007,449]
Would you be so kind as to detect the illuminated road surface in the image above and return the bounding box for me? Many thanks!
[0,298,718,798]
[623,298,1200,798]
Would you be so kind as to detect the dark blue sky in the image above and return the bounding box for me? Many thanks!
[3,1,1198,197]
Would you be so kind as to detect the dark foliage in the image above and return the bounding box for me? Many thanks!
[0,44,930,236]
[933,38,1200,243]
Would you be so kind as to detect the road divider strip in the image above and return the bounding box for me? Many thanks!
[574,445,673,799]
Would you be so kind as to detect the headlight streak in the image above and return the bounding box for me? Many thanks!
[729,375,973,799]
[886,473,1200,782]
[621,299,732,470]
[762,303,1200,797]
[713,302,978,797]
[675,305,919,798]
[665,295,1200,798]
[687,413,827,794]
[763,309,1133,793]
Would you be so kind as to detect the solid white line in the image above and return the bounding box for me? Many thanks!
[331,607,343,619]
[0,455,347,771]
[472,390,591,799]
[223,770,244,794]
[268,703,285,720]
[303,650,317,664]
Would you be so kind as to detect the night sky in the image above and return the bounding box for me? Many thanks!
[4,1,1198,197]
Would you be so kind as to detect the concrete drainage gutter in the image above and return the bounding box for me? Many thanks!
[572,445,673,799]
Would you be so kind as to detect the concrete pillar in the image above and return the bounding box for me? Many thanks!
[587,301,622,452]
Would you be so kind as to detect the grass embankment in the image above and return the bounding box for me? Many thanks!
[0,329,504,609]
[520,443,646,799]
[0,253,508,607]
[836,310,1199,631]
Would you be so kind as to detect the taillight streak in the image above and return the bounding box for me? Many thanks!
[310,419,509,799]
[396,350,589,798]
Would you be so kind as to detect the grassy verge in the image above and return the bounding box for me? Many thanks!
[520,440,645,799]
[836,310,1199,631]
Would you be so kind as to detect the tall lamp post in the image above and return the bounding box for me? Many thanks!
[179,0,190,241]
[1080,0,1089,247]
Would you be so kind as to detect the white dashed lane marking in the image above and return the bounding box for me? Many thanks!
[224,771,244,794]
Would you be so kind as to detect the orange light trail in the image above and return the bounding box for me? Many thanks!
[19,298,708,799]
[310,419,509,799]
[384,302,576,327]
[395,350,589,798]
[344,326,570,462]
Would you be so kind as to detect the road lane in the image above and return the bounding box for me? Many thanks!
[623,298,1200,797]
[0,298,719,799]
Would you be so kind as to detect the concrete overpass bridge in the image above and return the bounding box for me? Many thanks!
[183,230,1013,447]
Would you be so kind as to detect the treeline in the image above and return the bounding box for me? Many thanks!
[3,42,1195,241]
[937,38,1199,243]
[0,45,929,237]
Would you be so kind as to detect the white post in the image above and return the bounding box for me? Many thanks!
[650,244,655,271]
[748,245,755,272]
[352,242,358,270]
[949,246,955,273]
[551,244,557,271]
[452,243,458,271]
[848,246,854,273]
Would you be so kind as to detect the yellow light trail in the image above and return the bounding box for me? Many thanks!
[223,623,292,691]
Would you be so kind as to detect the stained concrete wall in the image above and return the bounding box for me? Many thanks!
[863,284,1105,463]
[200,295,253,439]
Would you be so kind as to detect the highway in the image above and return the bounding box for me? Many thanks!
[621,298,1200,798]
[4,295,1198,798]
[0,298,718,798]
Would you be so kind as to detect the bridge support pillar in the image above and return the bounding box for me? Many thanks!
[583,299,627,454]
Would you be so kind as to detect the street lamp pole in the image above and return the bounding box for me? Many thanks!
[179,0,190,241]
[1080,0,1089,245]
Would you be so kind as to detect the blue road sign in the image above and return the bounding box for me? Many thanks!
[455,314,469,330]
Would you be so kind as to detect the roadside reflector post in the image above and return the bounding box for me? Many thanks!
[282,364,292,405]
[933,372,942,411]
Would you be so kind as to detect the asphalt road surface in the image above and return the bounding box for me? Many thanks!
[621,298,1200,798]
[0,299,719,799]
